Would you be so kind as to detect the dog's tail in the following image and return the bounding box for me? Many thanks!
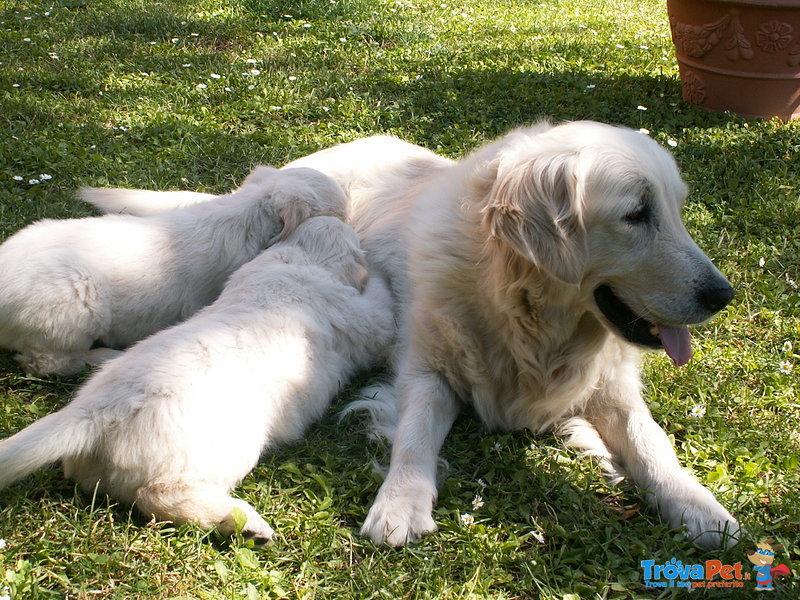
[0,403,99,490]
[78,187,217,216]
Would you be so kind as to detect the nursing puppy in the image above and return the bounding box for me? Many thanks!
[0,216,395,543]
[85,122,741,549]
[0,167,346,375]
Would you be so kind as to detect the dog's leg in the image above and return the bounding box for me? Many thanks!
[135,482,275,545]
[14,349,88,376]
[360,358,460,546]
[83,347,124,366]
[578,364,740,549]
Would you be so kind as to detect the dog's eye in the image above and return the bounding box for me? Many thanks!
[624,204,649,224]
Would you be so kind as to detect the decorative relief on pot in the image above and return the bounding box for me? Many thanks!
[681,70,706,105]
[671,10,753,61]
[671,15,730,57]
[757,21,794,53]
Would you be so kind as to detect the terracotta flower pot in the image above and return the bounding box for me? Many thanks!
[667,0,800,120]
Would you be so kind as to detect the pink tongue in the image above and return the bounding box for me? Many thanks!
[656,325,692,367]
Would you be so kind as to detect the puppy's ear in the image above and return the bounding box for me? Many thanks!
[271,198,313,243]
[483,150,587,285]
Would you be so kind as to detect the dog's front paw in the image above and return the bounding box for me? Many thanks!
[660,480,741,549]
[360,483,437,547]
[680,500,741,550]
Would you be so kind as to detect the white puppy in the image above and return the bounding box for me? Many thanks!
[0,216,395,543]
[0,167,346,375]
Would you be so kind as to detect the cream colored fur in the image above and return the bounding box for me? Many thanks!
[83,122,741,549]
[0,217,395,542]
[0,167,346,375]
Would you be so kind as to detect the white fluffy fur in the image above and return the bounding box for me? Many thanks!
[0,166,346,375]
[83,122,741,549]
[0,216,395,542]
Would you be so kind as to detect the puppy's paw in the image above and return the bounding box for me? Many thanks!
[360,484,437,547]
[15,350,86,376]
[219,501,275,546]
[243,519,276,547]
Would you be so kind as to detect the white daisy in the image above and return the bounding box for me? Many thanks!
[471,495,484,510]
[779,361,793,375]
[783,341,793,353]
[460,512,474,526]
[690,405,706,418]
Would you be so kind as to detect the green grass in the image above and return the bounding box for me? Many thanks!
[0,0,798,598]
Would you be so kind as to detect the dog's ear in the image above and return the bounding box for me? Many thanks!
[270,198,313,243]
[483,150,587,285]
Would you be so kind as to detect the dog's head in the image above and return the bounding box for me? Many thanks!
[482,121,734,366]
[240,166,349,244]
[283,216,369,291]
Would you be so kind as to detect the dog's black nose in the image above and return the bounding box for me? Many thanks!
[698,284,735,313]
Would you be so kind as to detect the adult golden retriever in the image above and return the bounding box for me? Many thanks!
[83,121,739,549]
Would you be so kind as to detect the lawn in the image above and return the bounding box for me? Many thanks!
[0,0,798,598]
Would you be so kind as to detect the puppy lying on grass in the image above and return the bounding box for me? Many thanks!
[0,166,346,375]
[0,216,395,543]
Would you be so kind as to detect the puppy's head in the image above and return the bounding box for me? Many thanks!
[283,216,369,291]
[482,121,734,366]
[240,166,348,244]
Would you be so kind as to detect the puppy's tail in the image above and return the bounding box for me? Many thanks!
[78,187,217,216]
[0,403,98,490]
